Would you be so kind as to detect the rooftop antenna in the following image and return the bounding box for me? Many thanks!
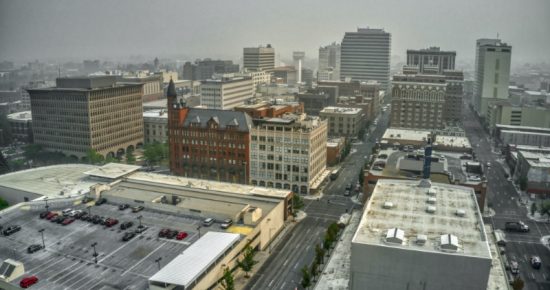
[496,32,499,40]
[58,65,61,78]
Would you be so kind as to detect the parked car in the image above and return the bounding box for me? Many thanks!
[510,260,519,275]
[531,256,542,269]
[220,219,233,229]
[202,218,215,227]
[56,216,67,224]
[166,230,178,239]
[68,210,82,217]
[122,232,136,242]
[131,205,144,213]
[46,212,58,220]
[91,215,102,224]
[51,216,64,223]
[95,198,107,206]
[62,218,75,225]
[176,232,188,240]
[105,218,119,227]
[344,189,351,196]
[3,225,21,236]
[82,196,94,203]
[27,244,43,254]
[118,204,130,210]
[135,226,148,234]
[75,211,87,219]
[158,228,170,238]
[39,211,50,219]
[62,208,73,216]
[19,276,38,288]
[120,221,134,230]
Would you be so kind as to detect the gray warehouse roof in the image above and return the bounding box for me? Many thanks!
[149,232,240,287]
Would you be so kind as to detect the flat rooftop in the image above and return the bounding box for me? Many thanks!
[382,128,431,143]
[519,150,550,168]
[320,106,362,115]
[83,163,142,180]
[434,135,471,149]
[143,99,168,109]
[0,164,99,198]
[143,109,168,119]
[353,179,491,258]
[7,111,32,121]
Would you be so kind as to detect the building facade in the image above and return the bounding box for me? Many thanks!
[406,47,456,74]
[200,74,254,110]
[243,45,275,72]
[390,74,447,129]
[340,28,391,91]
[249,114,327,194]
[272,66,297,86]
[473,39,512,120]
[7,111,32,143]
[513,150,550,196]
[319,106,364,137]
[182,59,240,81]
[119,75,163,102]
[295,92,336,116]
[318,43,341,81]
[143,109,168,144]
[168,80,252,184]
[27,76,144,158]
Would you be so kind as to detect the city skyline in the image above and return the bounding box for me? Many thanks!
[1,0,549,65]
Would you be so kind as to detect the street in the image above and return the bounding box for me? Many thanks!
[246,110,390,290]
[464,105,550,290]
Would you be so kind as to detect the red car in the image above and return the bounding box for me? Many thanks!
[176,232,188,240]
[105,218,119,227]
[20,276,38,288]
[62,218,75,225]
[46,212,58,220]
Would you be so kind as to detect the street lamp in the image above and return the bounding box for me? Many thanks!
[91,242,98,264]
[38,229,45,249]
[137,215,143,228]
[87,205,92,216]
[155,257,162,270]
[197,225,202,238]
[44,197,49,211]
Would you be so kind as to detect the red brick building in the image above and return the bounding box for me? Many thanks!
[234,102,304,118]
[167,80,252,184]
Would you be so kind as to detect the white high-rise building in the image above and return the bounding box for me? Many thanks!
[473,39,512,119]
[318,43,341,81]
[340,28,391,91]
[243,45,275,72]
[200,74,254,110]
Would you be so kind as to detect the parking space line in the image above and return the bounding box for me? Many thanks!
[27,256,67,274]
[121,242,166,276]
[98,237,137,263]
[46,261,82,283]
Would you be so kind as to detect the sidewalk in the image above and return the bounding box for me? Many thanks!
[314,210,362,290]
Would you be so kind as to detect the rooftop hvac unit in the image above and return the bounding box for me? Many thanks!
[383,201,394,209]
[416,234,427,246]
[427,188,437,196]
[385,228,405,245]
[427,197,437,204]
[440,234,459,252]
[455,209,466,217]
[426,206,436,214]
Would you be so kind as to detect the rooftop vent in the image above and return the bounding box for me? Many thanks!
[385,228,405,245]
[426,206,436,214]
[416,234,427,246]
[383,202,394,209]
[427,188,437,196]
[427,197,437,204]
[440,234,459,252]
[455,209,466,217]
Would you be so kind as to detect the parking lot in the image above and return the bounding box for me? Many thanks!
[0,202,211,290]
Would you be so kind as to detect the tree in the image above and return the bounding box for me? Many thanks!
[519,177,528,191]
[300,266,311,289]
[314,243,325,265]
[511,277,524,290]
[539,201,550,222]
[358,170,364,188]
[323,235,332,252]
[0,197,8,210]
[143,142,168,166]
[530,202,537,216]
[236,245,257,278]
[86,149,104,165]
[0,114,13,145]
[125,148,136,164]
[293,193,304,212]
[220,267,235,290]
[23,144,43,160]
[310,261,319,281]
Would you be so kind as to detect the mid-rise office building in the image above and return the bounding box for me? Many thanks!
[7,111,32,143]
[295,92,336,116]
[118,74,163,102]
[318,43,341,81]
[406,47,456,74]
[182,59,240,81]
[200,74,254,110]
[340,28,391,91]
[495,124,550,147]
[473,39,512,120]
[168,80,252,184]
[272,66,297,86]
[319,106,364,137]
[513,150,550,196]
[143,109,168,144]
[27,76,144,158]
[250,114,327,194]
[351,179,491,290]
[243,45,275,72]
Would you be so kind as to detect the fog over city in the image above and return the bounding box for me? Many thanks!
[1,0,549,64]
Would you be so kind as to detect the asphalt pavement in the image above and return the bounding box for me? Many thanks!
[246,110,390,290]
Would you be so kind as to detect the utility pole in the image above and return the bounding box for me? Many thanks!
[91,242,98,264]
[155,257,163,270]
[38,229,46,249]
[137,215,143,228]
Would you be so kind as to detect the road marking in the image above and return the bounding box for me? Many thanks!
[48,261,84,283]
[283,258,289,266]
[294,261,299,270]
[121,241,166,276]
[280,281,287,289]
[268,279,275,287]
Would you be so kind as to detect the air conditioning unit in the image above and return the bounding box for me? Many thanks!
[416,234,427,246]
[427,197,437,204]
[383,201,394,209]
[426,206,436,214]
[455,209,466,217]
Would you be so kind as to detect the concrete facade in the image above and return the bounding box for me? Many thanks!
[27,76,144,159]
[143,109,168,144]
[406,47,456,74]
[319,106,364,137]
[200,74,254,110]
[243,45,275,72]
[6,111,32,143]
[318,43,341,81]
[513,150,550,196]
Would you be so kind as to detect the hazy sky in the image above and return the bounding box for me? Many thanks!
[1,0,549,65]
